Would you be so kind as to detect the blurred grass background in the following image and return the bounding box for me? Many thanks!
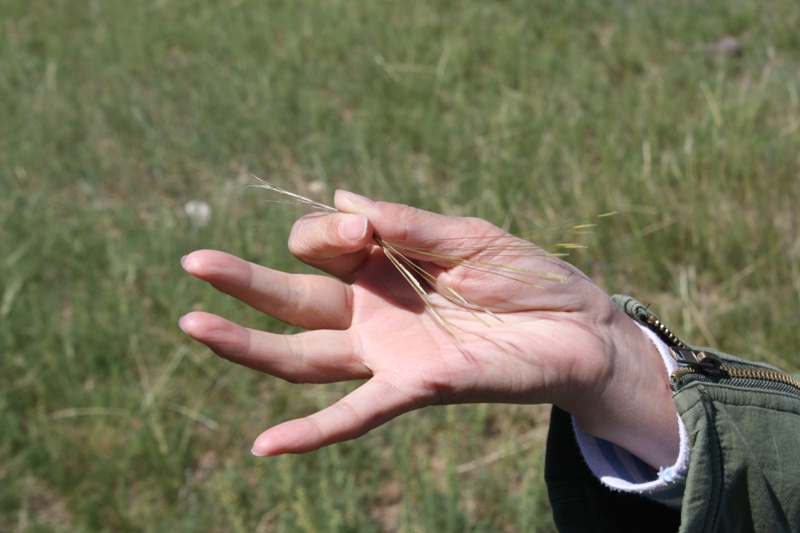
[1,0,799,531]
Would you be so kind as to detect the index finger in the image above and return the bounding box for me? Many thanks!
[288,211,374,283]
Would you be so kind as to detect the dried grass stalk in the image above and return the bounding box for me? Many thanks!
[250,176,614,337]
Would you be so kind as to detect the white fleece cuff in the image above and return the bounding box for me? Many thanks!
[570,321,691,508]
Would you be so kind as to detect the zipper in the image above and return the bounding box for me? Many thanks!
[643,314,800,393]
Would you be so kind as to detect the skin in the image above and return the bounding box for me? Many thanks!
[179,190,680,469]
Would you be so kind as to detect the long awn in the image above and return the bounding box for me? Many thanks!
[250,176,615,337]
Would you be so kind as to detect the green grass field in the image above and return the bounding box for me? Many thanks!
[2,1,799,531]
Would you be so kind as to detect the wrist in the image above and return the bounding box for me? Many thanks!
[567,304,680,469]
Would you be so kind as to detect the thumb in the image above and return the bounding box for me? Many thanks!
[333,190,506,263]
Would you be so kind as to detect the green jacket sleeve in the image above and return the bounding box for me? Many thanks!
[545,295,800,533]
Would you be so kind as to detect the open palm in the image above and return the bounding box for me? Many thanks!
[180,191,678,467]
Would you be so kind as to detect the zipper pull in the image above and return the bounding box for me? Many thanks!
[669,347,723,376]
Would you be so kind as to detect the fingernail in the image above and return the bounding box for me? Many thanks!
[340,215,368,242]
[336,190,377,208]
[251,441,270,457]
[180,255,187,268]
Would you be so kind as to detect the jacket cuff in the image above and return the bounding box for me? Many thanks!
[570,321,690,508]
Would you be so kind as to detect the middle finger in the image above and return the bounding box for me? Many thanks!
[182,250,354,330]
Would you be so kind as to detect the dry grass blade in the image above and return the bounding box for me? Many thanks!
[252,177,609,336]
[378,236,503,327]
[378,238,461,338]
[249,176,337,212]
[384,237,570,285]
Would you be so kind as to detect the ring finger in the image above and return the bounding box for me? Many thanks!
[178,311,371,383]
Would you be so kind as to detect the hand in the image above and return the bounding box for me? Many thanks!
[179,191,679,468]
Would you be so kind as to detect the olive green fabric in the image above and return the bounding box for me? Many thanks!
[673,380,800,532]
[545,295,800,532]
